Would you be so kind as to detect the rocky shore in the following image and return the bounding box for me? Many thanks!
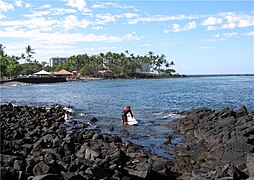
[1,103,254,180]
[0,104,176,180]
[170,106,254,179]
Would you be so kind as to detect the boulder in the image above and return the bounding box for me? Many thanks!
[247,153,254,177]
[152,160,171,176]
[1,166,19,180]
[29,174,62,180]
[85,147,101,161]
[32,161,53,176]
[13,159,25,171]
[85,165,107,179]
[125,158,152,178]
[61,172,86,180]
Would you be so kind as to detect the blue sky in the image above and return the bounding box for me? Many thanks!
[0,0,253,74]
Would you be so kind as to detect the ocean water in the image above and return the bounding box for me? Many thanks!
[1,76,254,158]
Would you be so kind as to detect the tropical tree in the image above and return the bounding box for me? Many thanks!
[0,43,5,57]
[44,65,52,72]
[156,54,167,73]
[25,45,35,63]
[46,50,177,78]
[41,61,48,67]
[169,61,175,67]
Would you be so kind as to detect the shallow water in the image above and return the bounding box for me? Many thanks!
[1,76,254,158]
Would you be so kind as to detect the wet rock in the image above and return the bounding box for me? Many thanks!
[32,161,52,176]
[171,106,254,179]
[13,159,25,171]
[247,153,254,178]
[236,106,248,117]
[85,165,107,179]
[125,158,152,178]
[85,147,101,161]
[1,166,19,180]
[152,160,171,176]
[29,174,62,180]
[90,117,98,123]
[109,149,127,165]
[1,154,22,167]
[108,126,114,131]
[61,172,85,180]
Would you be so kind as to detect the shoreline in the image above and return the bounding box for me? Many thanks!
[1,103,254,179]
[1,73,253,85]
[170,107,254,179]
[0,103,177,180]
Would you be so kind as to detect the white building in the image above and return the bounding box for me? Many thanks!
[49,57,69,67]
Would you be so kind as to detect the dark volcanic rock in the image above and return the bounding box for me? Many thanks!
[171,106,254,179]
[1,104,175,180]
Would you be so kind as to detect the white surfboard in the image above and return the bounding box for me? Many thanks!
[127,113,138,125]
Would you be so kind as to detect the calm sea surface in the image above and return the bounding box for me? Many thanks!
[1,76,254,158]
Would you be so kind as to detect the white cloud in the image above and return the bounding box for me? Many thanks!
[138,44,151,47]
[243,31,254,37]
[94,12,139,25]
[51,8,77,15]
[202,16,223,26]
[92,26,103,30]
[92,2,136,10]
[203,32,238,42]
[0,13,5,19]
[95,13,118,25]
[221,12,241,23]
[203,12,254,30]
[165,21,197,33]
[170,24,181,32]
[238,19,254,27]
[213,34,220,38]
[62,15,79,30]
[39,4,51,9]
[66,0,90,12]
[207,26,217,31]
[25,3,31,8]
[0,27,142,44]
[15,0,22,7]
[92,4,106,9]
[128,14,198,25]
[222,23,236,29]
[61,15,90,30]
[25,10,51,18]
[223,32,237,38]
[123,13,139,19]
[0,0,14,12]
[0,17,59,32]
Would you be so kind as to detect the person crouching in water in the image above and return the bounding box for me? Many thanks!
[122,106,133,125]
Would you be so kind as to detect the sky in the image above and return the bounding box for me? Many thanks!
[0,0,254,75]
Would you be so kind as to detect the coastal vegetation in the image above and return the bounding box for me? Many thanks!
[0,44,180,79]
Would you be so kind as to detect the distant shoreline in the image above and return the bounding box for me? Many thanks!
[186,74,254,77]
[1,74,253,85]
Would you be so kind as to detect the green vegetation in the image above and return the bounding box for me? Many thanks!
[0,44,42,78]
[1,43,180,79]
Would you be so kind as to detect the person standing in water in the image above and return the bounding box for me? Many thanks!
[122,106,133,125]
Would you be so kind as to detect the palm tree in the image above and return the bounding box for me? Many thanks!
[125,50,129,56]
[25,45,35,63]
[156,54,166,73]
[0,43,5,57]
[169,61,175,68]
[20,53,26,64]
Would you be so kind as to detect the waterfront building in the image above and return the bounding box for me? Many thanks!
[49,57,69,67]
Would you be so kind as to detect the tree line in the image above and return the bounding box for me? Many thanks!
[0,44,177,78]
